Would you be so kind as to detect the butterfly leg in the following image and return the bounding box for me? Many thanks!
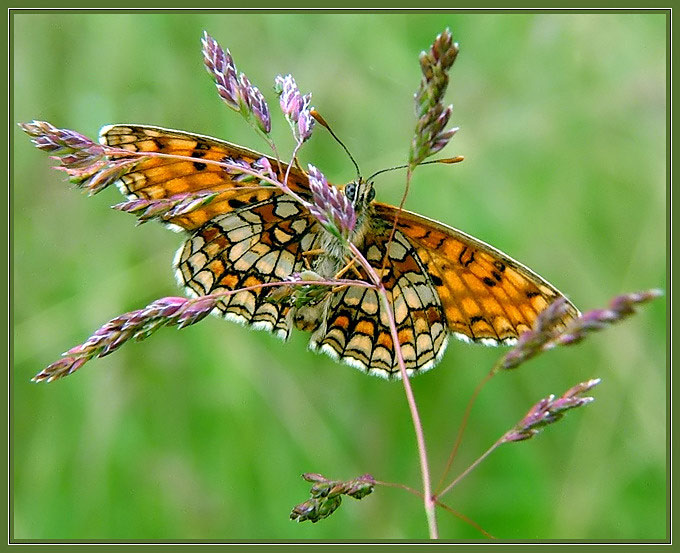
[334,256,364,280]
[301,248,327,270]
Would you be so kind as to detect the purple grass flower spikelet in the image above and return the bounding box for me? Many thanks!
[275,74,315,143]
[298,93,315,142]
[275,74,303,119]
[32,294,225,383]
[502,379,600,443]
[297,107,315,143]
[20,120,104,163]
[496,289,662,373]
[219,156,277,185]
[20,120,102,157]
[201,31,241,111]
[409,28,460,169]
[202,31,271,134]
[307,165,331,228]
[307,164,356,239]
[498,298,573,371]
[222,156,258,182]
[254,157,276,181]
[237,73,254,114]
[555,289,663,347]
[19,120,139,194]
[498,289,662,372]
[247,85,271,134]
[113,191,219,225]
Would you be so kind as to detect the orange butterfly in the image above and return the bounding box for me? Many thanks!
[100,124,579,378]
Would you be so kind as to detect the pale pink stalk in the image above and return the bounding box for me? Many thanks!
[348,242,438,539]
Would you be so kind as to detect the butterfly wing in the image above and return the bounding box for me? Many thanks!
[101,125,322,337]
[374,202,580,346]
[308,225,448,378]
[100,125,310,230]
[175,194,324,338]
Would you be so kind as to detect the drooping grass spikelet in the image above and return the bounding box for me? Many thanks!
[275,74,315,143]
[18,120,138,194]
[112,191,220,225]
[553,289,663,347]
[202,31,271,133]
[502,379,601,442]
[307,164,356,239]
[32,296,222,383]
[498,290,662,371]
[290,473,375,523]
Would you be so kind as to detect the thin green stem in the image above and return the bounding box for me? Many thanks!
[379,167,413,276]
[283,141,303,191]
[376,480,494,539]
[436,369,495,492]
[374,479,422,498]
[433,499,496,540]
[354,164,437,538]
[245,116,284,177]
[437,437,504,500]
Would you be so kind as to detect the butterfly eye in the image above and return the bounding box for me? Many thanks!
[344,182,356,201]
[366,187,376,202]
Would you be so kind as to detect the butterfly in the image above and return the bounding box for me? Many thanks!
[100,124,579,379]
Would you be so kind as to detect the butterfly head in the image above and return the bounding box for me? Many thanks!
[343,178,375,211]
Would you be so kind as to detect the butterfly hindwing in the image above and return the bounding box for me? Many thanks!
[309,225,448,378]
[175,194,323,338]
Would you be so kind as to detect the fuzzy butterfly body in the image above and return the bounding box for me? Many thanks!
[101,124,579,378]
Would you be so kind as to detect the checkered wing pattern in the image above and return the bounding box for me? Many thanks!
[175,194,324,338]
[306,203,578,378]
[374,203,580,347]
[100,125,322,338]
[310,225,448,378]
[100,125,311,230]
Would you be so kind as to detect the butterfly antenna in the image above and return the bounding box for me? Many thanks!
[366,156,465,182]
[310,110,361,181]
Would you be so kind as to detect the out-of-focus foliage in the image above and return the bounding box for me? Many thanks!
[12,13,666,540]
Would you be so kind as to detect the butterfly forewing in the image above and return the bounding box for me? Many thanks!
[373,202,580,347]
[100,125,311,230]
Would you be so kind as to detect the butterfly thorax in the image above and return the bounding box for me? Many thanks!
[310,179,375,277]
[291,179,377,333]
[343,178,375,246]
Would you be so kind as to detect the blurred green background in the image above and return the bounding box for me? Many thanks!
[12,13,666,541]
